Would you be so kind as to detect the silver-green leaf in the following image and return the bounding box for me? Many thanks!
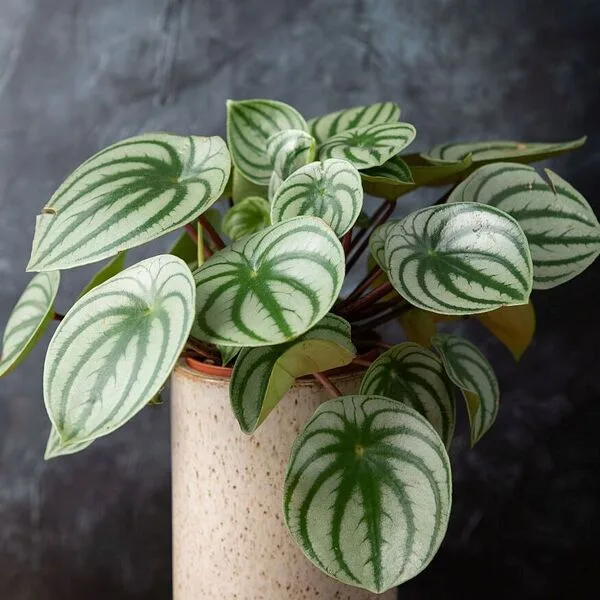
[44,255,195,445]
[192,216,345,347]
[369,219,399,270]
[27,133,230,272]
[308,102,401,145]
[230,314,355,433]
[270,159,363,237]
[217,344,241,366]
[267,129,316,181]
[284,394,452,593]
[227,99,308,185]
[359,343,455,448]
[318,122,416,170]
[44,426,93,460]
[448,163,600,289]
[0,272,60,378]
[384,203,533,314]
[222,196,271,241]
[431,333,499,445]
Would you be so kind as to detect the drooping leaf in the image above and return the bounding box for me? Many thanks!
[192,216,345,347]
[384,203,533,315]
[79,252,127,297]
[423,136,586,165]
[267,129,316,200]
[44,426,93,460]
[218,344,241,366]
[27,134,230,272]
[232,167,269,203]
[359,343,455,447]
[270,159,363,237]
[431,333,499,446]
[317,122,417,170]
[230,314,355,433]
[0,272,60,378]
[227,99,308,185]
[405,153,474,186]
[369,219,399,270]
[169,231,198,266]
[308,102,401,145]
[448,163,600,289]
[284,394,452,593]
[44,255,195,445]
[476,302,535,360]
[222,196,271,241]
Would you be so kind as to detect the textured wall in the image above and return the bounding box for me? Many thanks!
[1,1,599,598]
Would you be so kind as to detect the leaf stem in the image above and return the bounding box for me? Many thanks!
[339,281,395,317]
[353,303,411,332]
[349,297,405,322]
[184,223,198,242]
[352,357,373,368]
[185,338,220,361]
[338,264,383,309]
[312,371,342,398]
[342,230,353,255]
[53,312,64,322]
[200,215,225,250]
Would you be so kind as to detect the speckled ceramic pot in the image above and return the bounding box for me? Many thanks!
[171,360,397,600]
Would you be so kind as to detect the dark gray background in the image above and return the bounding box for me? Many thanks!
[1,1,599,598]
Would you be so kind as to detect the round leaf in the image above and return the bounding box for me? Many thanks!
[0,272,60,378]
[369,219,399,270]
[271,159,363,237]
[308,102,401,145]
[384,202,533,315]
[448,163,600,289]
[431,333,499,446]
[317,122,417,170]
[222,196,271,241]
[230,314,355,433]
[284,394,452,593]
[192,216,345,346]
[227,99,307,185]
[359,343,455,448]
[44,255,195,445]
[27,134,230,272]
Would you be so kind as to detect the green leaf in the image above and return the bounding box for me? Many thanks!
[44,255,195,445]
[192,216,345,346]
[423,136,586,165]
[222,196,271,241]
[217,344,241,366]
[79,252,127,297]
[267,129,316,181]
[232,167,269,203]
[448,163,600,289]
[359,343,455,448]
[0,272,60,378]
[170,231,198,266]
[355,210,371,229]
[308,102,401,145]
[384,202,533,315]
[230,314,355,433]
[270,159,363,237]
[44,426,93,460]
[27,134,230,272]
[227,99,308,185]
[362,155,413,183]
[318,122,417,170]
[369,219,399,270]
[284,394,452,593]
[431,333,499,445]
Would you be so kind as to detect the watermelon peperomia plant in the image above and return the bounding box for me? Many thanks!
[1,99,598,593]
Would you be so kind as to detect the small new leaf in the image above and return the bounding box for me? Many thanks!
[222,196,271,241]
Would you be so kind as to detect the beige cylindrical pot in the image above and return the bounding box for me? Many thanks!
[171,360,397,600]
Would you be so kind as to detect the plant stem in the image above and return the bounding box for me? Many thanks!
[342,230,352,255]
[200,215,225,250]
[53,312,64,322]
[339,264,383,308]
[352,357,373,368]
[353,303,411,332]
[349,297,405,322]
[184,223,198,242]
[186,338,220,361]
[339,281,395,317]
[312,371,342,398]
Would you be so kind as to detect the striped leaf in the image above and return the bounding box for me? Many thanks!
[79,252,127,297]
[362,155,413,183]
[44,426,93,460]
[218,344,241,366]
[431,333,499,445]
[44,255,195,445]
[384,203,533,315]
[267,129,316,180]
[318,122,417,170]
[308,102,401,145]
[27,134,230,272]
[222,196,271,241]
[284,394,452,593]
[0,272,60,378]
[448,163,600,288]
[359,343,455,448]
[227,99,308,185]
[192,216,345,346]
[369,219,399,270]
[271,159,363,237]
[423,136,586,165]
[230,314,355,433]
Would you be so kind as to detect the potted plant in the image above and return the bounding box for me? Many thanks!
[1,98,598,599]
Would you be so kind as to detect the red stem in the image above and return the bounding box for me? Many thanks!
[342,230,353,255]
[53,312,64,322]
[200,215,225,250]
[349,297,405,322]
[339,264,383,308]
[312,371,342,398]
[353,304,411,332]
[184,223,198,243]
[339,281,395,317]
